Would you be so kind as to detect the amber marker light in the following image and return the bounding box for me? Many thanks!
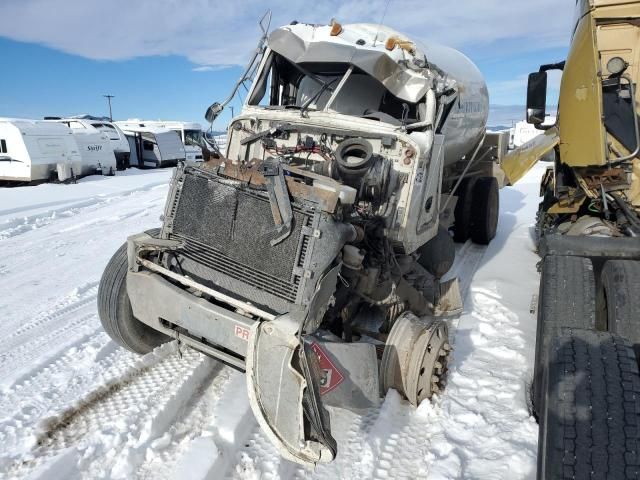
[330,21,343,36]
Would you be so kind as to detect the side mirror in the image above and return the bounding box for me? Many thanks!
[205,102,224,123]
[526,71,548,125]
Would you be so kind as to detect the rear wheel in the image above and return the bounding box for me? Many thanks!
[598,260,640,359]
[452,177,477,243]
[470,176,499,245]
[537,329,640,480]
[533,255,596,416]
[97,229,169,354]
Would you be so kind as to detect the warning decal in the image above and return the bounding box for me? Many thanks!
[310,342,345,396]
[234,325,250,341]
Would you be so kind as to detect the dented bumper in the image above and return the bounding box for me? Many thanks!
[127,269,253,370]
[126,237,379,467]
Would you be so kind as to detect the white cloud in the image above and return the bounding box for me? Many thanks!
[490,69,564,105]
[192,65,233,72]
[0,0,575,67]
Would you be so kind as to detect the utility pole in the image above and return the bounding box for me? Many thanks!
[103,94,115,121]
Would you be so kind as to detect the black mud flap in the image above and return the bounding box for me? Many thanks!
[246,316,337,467]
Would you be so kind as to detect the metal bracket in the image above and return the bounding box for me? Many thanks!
[260,157,294,246]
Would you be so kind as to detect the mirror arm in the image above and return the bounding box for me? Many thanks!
[540,61,566,73]
[204,10,272,122]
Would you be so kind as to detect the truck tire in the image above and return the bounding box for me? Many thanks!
[452,177,477,243]
[470,176,499,245]
[598,260,640,359]
[98,229,169,354]
[533,256,596,417]
[537,329,640,480]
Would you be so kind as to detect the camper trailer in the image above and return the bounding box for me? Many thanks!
[116,125,185,168]
[51,120,117,176]
[48,117,131,170]
[117,120,203,162]
[78,120,130,170]
[0,118,81,182]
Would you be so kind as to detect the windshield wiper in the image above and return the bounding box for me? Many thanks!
[300,78,340,117]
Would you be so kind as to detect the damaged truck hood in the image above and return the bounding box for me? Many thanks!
[268,23,433,104]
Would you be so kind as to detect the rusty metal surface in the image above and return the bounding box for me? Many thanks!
[200,158,340,213]
[580,167,628,190]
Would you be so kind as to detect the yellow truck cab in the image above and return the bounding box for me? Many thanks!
[503,2,640,479]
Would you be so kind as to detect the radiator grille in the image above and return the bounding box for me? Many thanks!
[169,172,310,304]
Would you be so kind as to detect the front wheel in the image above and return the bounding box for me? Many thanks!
[97,231,169,354]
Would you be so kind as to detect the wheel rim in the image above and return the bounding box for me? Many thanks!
[380,312,451,405]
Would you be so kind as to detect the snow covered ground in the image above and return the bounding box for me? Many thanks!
[0,163,546,479]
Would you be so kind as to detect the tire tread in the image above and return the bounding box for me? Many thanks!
[97,230,167,354]
[539,329,640,480]
[533,256,596,416]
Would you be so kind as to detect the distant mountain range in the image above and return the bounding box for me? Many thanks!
[205,130,226,137]
[488,105,557,129]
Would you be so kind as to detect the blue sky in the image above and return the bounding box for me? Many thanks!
[0,0,573,128]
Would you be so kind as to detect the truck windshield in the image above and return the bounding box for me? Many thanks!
[247,53,418,124]
[183,129,202,147]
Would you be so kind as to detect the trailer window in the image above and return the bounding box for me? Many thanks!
[0,139,6,153]
[92,123,120,140]
[143,140,155,151]
[184,129,202,147]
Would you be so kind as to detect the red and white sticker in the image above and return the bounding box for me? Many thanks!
[310,342,345,395]
[234,324,250,341]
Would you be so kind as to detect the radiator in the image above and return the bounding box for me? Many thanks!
[165,169,314,312]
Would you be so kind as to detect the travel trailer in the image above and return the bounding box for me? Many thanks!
[0,118,81,182]
[50,120,117,176]
[79,120,130,170]
[116,125,185,168]
[47,117,131,170]
[117,120,203,162]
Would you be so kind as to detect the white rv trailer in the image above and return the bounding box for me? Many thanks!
[117,120,203,162]
[0,118,81,182]
[73,119,130,170]
[116,125,185,168]
[50,120,117,176]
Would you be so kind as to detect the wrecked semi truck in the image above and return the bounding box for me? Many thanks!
[98,20,503,466]
[501,0,640,478]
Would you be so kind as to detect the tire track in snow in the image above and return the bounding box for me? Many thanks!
[421,289,538,479]
[0,282,98,355]
[0,180,167,240]
[3,344,217,479]
[0,332,134,461]
[0,284,101,390]
[135,367,235,479]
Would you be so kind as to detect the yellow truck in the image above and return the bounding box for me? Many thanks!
[503,1,640,478]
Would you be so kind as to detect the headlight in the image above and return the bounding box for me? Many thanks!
[607,56,628,75]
